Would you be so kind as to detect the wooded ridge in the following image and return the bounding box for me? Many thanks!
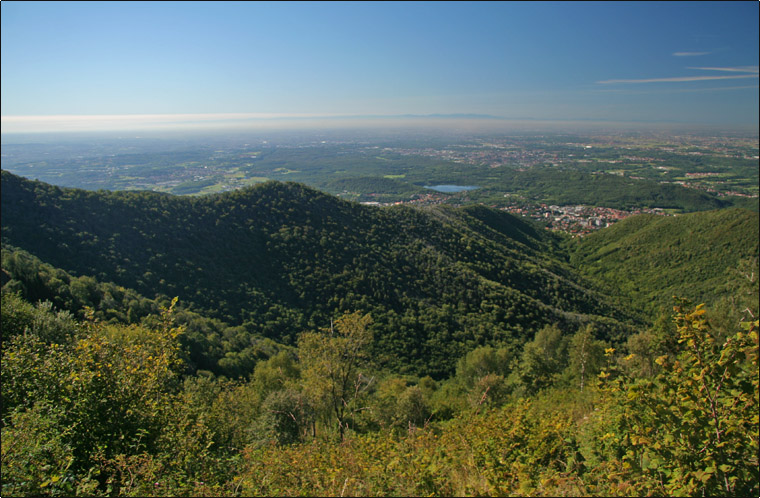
[1,170,757,496]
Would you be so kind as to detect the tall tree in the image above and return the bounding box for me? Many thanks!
[567,324,605,391]
[517,324,567,394]
[298,311,373,441]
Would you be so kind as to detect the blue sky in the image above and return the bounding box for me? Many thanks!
[1,1,758,132]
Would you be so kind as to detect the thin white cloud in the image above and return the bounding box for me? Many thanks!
[687,66,759,73]
[595,84,759,95]
[673,51,711,57]
[597,74,758,84]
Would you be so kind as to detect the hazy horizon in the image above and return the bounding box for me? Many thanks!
[2,1,758,134]
[5,112,760,138]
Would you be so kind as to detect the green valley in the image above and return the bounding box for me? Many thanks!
[3,1,758,495]
[1,151,757,497]
[1,171,633,378]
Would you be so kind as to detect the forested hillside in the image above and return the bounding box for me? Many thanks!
[1,170,758,497]
[1,171,631,377]
[2,278,757,497]
[569,208,759,315]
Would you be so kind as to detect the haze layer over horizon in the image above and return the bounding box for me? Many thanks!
[2,1,758,134]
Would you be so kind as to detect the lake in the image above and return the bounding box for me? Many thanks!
[424,185,480,193]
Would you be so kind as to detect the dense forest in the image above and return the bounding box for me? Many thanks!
[569,208,759,315]
[1,171,638,378]
[1,171,758,496]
